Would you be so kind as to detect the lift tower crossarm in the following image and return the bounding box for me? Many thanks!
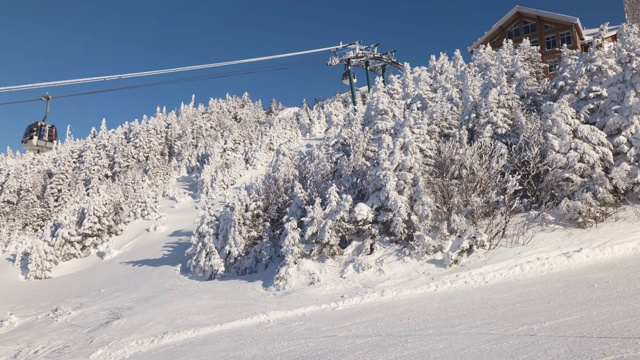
[327,41,404,105]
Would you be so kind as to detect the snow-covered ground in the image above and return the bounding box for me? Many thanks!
[2,178,640,359]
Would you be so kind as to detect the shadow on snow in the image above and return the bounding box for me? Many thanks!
[122,229,279,288]
[122,230,192,274]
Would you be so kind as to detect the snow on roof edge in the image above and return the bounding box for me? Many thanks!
[582,24,621,41]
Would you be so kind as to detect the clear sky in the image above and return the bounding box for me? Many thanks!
[0,1,626,153]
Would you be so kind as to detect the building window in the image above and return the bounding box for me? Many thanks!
[507,22,521,39]
[544,23,556,30]
[523,19,537,35]
[530,39,539,47]
[547,58,560,73]
[545,35,557,50]
[560,31,573,46]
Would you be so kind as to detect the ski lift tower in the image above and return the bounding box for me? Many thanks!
[328,41,403,107]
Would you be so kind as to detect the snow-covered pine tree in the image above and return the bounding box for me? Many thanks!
[295,99,314,138]
[597,24,640,197]
[361,81,407,239]
[187,199,225,280]
[49,205,85,263]
[510,38,547,120]
[469,41,526,144]
[275,216,302,284]
[425,51,465,140]
[571,24,621,127]
[24,234,59,280]
[321,109,369,199]
[541,97,615,226]
[510,112,550,209]
[314,185,353,256]
[221,188,273,275]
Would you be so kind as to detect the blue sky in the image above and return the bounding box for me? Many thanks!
[0,1,625,153]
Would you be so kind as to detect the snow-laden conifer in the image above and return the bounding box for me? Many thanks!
[541,98,615,226]
[597,24,640,196]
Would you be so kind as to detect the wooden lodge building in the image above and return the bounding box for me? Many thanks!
[469,6,620,77]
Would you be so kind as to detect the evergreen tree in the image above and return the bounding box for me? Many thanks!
[541,98,615,226]
[187,200,225,280]
[597,24,640,196]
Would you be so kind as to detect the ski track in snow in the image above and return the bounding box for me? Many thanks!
[3,170,640,359]
[89,216,640,359]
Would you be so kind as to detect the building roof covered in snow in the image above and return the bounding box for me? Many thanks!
[469,6,586,52]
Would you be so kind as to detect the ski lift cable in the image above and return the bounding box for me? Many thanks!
[56,58,325,100]
[0,43,353,93]
[0,57,328,106]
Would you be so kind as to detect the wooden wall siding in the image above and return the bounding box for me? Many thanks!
[475,12,585,78]
[470,7,626,79]
[481,14,580,54]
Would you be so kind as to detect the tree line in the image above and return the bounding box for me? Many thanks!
[2,24,640,282]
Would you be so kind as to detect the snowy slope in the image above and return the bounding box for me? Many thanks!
[2,174,640,359]
[8,25,640,359]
